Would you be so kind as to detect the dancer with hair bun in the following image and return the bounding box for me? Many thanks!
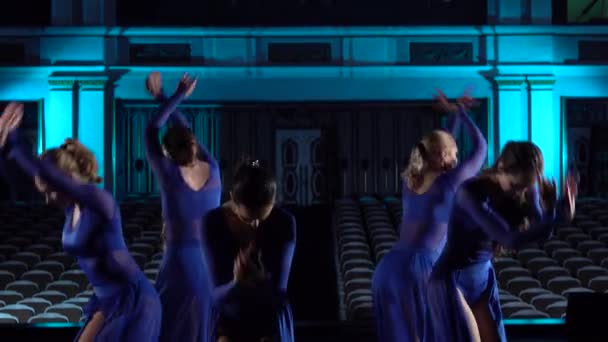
[203,159,296,342]
[0,102,161,341]
[372,89,487,342]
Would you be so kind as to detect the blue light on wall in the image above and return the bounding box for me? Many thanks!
[495,77,528,152]
[78,79,106,182]
[46,79,74,150]
[529,77,557,180]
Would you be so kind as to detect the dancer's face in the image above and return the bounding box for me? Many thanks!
[432,132,458,172]
[233,201,274,228]
[502,171,537,198]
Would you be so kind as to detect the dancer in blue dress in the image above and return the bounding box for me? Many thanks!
[144,72,221,342]
[425,141,576,342]
[372,90,487,342]
[0,102,161,341]
[202,160,296,342]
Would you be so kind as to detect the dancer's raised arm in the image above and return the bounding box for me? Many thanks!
[146,72,217,168]
[144,74,196,176]
[456,181,555,249]
[1,103,113,220]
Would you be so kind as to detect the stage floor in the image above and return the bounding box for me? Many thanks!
[0,320,567,341]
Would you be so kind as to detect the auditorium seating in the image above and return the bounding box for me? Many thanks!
[0,200,163,323]
[334,196,608,321]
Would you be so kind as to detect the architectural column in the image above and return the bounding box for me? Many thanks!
[82,0,116,25]
[51,0,76,26]
[47,78,76,150]
[528,75,558,180]
[530,0,552,24]
[494,76,528,152]
[77,77,108,184]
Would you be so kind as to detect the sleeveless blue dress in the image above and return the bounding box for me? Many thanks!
[372,106,487,342]
[425,178,556,342]
[6,133,160,341]
[202,206,296,342]
[145,90,221,342]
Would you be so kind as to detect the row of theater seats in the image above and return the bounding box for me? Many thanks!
[334,196,608,321]
[0,200,165,323]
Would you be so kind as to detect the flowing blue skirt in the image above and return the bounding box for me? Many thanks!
[372,241,441,342]
[156,242,213,342]
[425,260,506,342]
[76,272,161,342]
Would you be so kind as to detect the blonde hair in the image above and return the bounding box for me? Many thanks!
[41,138,102,184]
[402,130,455,190]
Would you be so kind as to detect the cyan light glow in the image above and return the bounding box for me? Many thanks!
[79,88,105,182]
[46,88,73,150]
[30,322,83,328]
[497,85,528,151]
[29,319,565,328]
[504,318,565,325]
[530,88,557,180]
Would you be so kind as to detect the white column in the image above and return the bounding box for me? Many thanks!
[495,76,528,151]
[77,77,107,184]
[46,78,75,149]
[528,76,558,180]
[51,0,75,26]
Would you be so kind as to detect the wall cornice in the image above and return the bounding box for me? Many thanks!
[1,25,608,37]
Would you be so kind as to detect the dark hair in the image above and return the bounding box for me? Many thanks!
[162,125,196,166]
[232,159,277,210]
[489,141,544,178]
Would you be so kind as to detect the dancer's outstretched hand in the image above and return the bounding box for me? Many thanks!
[145,72,162,98]
[433,89,459,113]
[563,172,578,221]
[456,86,477,110]
[0,102,24,148]
[539,177,557,213]
[176,73,197,98]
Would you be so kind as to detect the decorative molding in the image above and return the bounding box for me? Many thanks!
[48,78,75,90]
[494,76,526,90]
[267,43,333,65]
[78,78,108,90]
[0,25,604,38]
[410,42,474,65]
[129,43,192,64]
[527,75,555,90]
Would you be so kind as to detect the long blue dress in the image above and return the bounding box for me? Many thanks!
[372,106,487,342]
[425,178,556,342]
[202,206,296,341]
[145,90,222,342]
[6,133,161,341]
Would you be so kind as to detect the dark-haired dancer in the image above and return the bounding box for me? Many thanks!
[203,160,296,342]
[372,90,487,341]
[144,72,221,342]
[0,103,161,341]
[425,141,576,342]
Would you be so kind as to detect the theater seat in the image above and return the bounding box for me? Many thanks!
[46,280,80,298]
[510,309,550,318]
[28,312,69,323]
[545,301,568,318]
[0,291,24,305]
[0,304,35,323]
[33,291,68,305]
[45,303,83,322]
[18,297,52,314]
[0,312,18,324]
[5,280,39,297]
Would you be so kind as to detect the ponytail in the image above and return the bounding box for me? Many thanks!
[402,143,427,191]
